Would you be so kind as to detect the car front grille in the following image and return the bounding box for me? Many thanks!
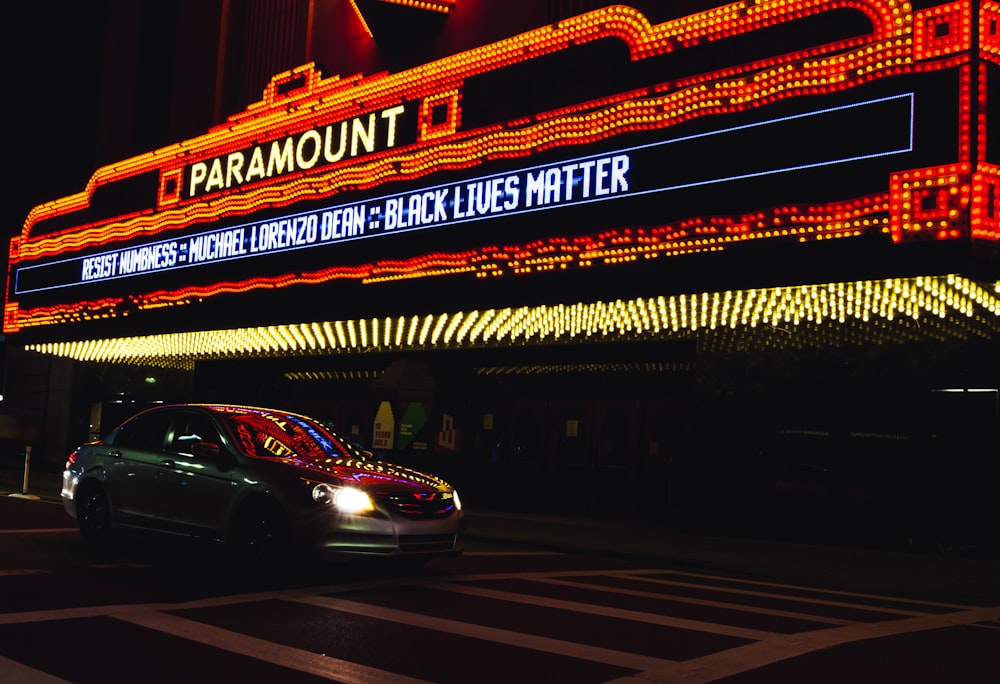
[398,533,457,552]
[379,492,456,518]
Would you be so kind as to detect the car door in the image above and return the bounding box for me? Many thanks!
[152,410,234,537]
[103,409,173,526]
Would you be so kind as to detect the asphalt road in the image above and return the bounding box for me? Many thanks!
[2,492,999,683]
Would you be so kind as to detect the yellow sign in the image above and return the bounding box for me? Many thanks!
[372,401,395,450]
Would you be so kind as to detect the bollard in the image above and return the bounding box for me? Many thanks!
[22,445,31,494]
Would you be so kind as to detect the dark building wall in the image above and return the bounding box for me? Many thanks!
[96,0,179,164]
[0,349,75,473]
[90,1,722,163]
[222,0,312,118]
[94,0,309,166]
[171,0,228,142]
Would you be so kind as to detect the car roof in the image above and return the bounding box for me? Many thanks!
[151,403,310,419]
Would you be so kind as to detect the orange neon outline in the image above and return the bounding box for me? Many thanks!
[5,1,995,334]
[348,0,374,38]
[13,1,919,255]
[378,0,456,13]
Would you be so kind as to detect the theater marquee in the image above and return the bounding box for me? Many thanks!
[5,0,998,333]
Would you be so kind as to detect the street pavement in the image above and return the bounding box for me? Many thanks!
[3,466,998,606]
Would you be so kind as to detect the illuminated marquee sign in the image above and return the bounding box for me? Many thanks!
[4,0,996,333]
[14,94,913,295]
[184,104,416,199]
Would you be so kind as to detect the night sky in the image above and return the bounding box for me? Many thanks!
[3,4,108,242]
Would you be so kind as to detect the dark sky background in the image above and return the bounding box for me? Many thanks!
[3,4,108,241]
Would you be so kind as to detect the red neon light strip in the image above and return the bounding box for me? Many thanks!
[9,193,892,330]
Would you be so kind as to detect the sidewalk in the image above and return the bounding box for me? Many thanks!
[0,465,61,501]
[4,467,998,605]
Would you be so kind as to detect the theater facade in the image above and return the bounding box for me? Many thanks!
[4,0,999,529]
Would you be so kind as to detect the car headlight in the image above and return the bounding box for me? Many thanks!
[312,483,375,514]
[451,489,462,511]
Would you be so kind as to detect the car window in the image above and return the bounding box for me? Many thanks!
[169,413,223,458]
[221,410,349,463]
[111,411,172,451]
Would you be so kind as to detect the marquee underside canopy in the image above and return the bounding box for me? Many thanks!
[24,274,1000,370]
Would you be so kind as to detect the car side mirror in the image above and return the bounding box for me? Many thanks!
[193,441,220,459]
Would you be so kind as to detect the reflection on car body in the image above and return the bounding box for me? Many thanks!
[61,404,463,563]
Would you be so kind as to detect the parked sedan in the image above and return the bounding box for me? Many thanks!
[61,404,463,563]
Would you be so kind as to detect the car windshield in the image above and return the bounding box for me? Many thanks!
[217,407,353,464]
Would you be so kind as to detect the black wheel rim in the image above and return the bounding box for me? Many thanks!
[80,490,109,538]
[241,510,286,560]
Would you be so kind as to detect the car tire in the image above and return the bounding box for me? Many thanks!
[77,483,114,546]
[230,499,291,566]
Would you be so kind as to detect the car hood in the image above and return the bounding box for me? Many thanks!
[277,456,452,493]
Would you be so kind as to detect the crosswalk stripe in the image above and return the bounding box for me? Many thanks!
[628,604,1000,684]
[432,581,779,640]
[293,594,678,671]
[0,569,48,576]
[0,529,77,535]
[664,570,979,610]
[0,656,73,684]
[116,610,434,684]
[530,575,859,624]
[3,564,991,684]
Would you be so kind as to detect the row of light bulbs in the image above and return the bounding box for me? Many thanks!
[283,362,694,382]
[25,275,1000,368]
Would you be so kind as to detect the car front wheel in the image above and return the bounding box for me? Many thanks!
[230,500,291,566]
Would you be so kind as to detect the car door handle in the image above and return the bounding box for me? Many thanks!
[108,450,122,459]
[161,459,176,469]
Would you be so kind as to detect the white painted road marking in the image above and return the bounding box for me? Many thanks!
[0,529,77,534]
[117,610,433,684]
[0,569,48,577]
[0,656,72,684]
[611,604,1000,684]
[431,580,780,640]
[293,593,678,671]
[1,566,996,683]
